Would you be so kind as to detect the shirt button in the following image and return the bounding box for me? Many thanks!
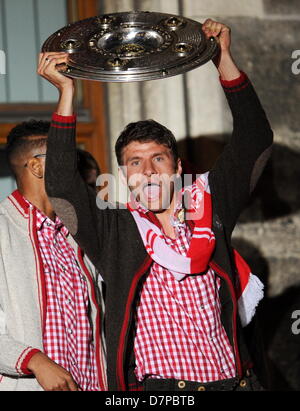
[178,381,186,389]
[239,379,247,388]
[67,329,73,335]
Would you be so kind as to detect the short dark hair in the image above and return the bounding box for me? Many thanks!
[115,120,179,166]
[77,148,101,190]
[5,120,50,177]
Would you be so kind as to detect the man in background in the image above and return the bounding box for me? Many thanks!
[77,148,101,192]
[0,120,106,391]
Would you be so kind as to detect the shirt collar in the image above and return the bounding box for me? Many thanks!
[21,196,68,235]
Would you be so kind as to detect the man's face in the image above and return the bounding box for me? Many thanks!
[121,140,182,212]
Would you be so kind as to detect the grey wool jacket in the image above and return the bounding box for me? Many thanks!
[0,191,107,391]
[45,73,273,391]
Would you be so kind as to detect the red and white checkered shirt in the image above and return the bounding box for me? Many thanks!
[25,198,100,391]
[134,206,236,383]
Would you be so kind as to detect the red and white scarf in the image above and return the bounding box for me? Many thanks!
[128,173,264,327]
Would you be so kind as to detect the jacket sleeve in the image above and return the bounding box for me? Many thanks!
[45,113,107,271]
[0,306,40,376]
[209,72,274,234]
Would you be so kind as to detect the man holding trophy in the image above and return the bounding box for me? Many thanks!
[37,18,273,391]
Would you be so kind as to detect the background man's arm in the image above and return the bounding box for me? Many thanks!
[0,303,77,390]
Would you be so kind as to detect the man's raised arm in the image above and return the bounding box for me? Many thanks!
[38,52,104,268]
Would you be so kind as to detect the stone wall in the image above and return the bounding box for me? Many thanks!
[100,0,300,390]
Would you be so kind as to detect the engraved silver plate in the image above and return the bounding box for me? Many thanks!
[42,11,219,82]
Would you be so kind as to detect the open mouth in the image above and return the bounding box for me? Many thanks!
[142,182,161,201]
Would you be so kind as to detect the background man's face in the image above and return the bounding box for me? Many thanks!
[122,140,182,212]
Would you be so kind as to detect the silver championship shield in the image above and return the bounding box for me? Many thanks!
[42,11,219,82]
